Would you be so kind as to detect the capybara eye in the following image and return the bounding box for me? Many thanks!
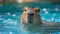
[36,9,40,12]
[35,10,38,12]
[24,10,27,11]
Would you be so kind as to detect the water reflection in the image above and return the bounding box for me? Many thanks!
[0,2,60,34]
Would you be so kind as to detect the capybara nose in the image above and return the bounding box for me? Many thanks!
[28,13,34,16]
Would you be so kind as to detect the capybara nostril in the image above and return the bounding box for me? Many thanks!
[28,13,34,16]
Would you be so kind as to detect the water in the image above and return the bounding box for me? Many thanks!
[0,2,60,34]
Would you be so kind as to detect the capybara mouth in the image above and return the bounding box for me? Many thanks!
[28,16,34,23]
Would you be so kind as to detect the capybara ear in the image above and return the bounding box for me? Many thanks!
[36,8,40,12]
[33,8,40,13]
[23,7,29,11]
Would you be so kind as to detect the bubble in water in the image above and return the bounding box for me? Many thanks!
[10,32,12,34]
[45,11,49,14]
[55,8,58,11]
[52,13,56,16]
[51,17,54,21]
[42,17,45,19]
[12,14,16,17]
[0,32,1,34]
[43,8,47,11]
[6,13,11,15]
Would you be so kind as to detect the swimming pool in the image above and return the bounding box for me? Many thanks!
[0,2,60,34]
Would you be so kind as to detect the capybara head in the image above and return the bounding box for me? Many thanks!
[23,7,40,23]
[24,7,40,16]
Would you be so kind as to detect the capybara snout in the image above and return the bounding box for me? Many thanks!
[28,13,34,16]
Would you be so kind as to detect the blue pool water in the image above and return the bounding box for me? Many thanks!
[0,2,60,34]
